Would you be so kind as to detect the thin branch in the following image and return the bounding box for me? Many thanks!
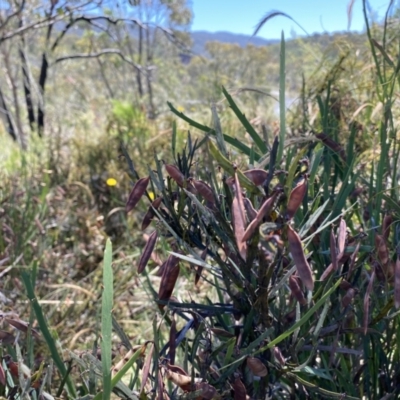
[0,1,98,43]
[54,49,143,73]
[0,0,26,35]
[51,15,144,52]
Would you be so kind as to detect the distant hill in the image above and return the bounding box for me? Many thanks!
[191,30,278,54]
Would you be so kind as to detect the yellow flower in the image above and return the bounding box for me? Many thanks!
[148,191,155,201]
[177,105,185,112]
[106,178,117,186]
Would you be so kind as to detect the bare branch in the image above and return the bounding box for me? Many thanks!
[51,15,144,51]
[0,0,26,35]
[0,1,117,43]
[54,48,143,73]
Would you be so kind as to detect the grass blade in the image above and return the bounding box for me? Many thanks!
[21,270,76,397]
[101,238,113,400]
[222,86,267,154]
[168,101,261,159]
[277,31,286,164]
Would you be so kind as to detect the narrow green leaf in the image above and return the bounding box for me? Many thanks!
[222,86,267,154]
[277,31,286,164]
[211,103,228,157]
[309,145,324,190]
[21,271,76,397]
[168,101,261,159]
[101,238,113,400]
[286,147,308,194]
[299,198,329,238]
[208,140,260,193]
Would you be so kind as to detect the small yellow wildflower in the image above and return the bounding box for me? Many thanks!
[177,105,185,112]
[106,178,117,186]
[148,191,155,201]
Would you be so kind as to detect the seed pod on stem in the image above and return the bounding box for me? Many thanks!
[287,225,314,291]
[289,274,307,305]
[192,179,214,204]
[137,230,158,274]
[243,169,269,186]
[165,164,185,187]
[382,213,393,243]
[126,176,150,213]
[141,196,163,230]
[232,173,247,260]
[375,234,389,267]
[286,177,307,220]
[158,255,180,309]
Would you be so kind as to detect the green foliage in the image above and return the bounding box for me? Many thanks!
[101,239,113,400]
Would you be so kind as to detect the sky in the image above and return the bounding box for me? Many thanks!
[191,0,398,40]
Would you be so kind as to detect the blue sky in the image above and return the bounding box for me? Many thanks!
[191,0,397,40]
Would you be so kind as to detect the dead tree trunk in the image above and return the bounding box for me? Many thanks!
[0,86,17,142]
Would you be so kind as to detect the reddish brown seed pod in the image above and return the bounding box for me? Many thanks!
[246,357,268,377]
[382,213,393,243]
[137,230,158,274]
[286,177,307,220]
[320,263,334,281]
[166,363,189,376]
[287,225,314,291]
[339,279,352,291]
[0,331,15,345]
[126,176,150,213]
[289,274,307,305]
[5,318,40,339]
[375,234,389,266]
[241,191,279,242]
[243,197,257,222]
[346,241,361,280]
[243,169,269,186]
[141,196,163,230]
[165,368,192,390]
[395,257,400,308]
[165,164,185,187]
[192,180,214,204]
[195,382,217,399]
[156,259,167,276]
[158,255,180,308]
[316,133,346,161]
[341,288,356,308]
[232,173,247,260]
[232,377,247,400]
